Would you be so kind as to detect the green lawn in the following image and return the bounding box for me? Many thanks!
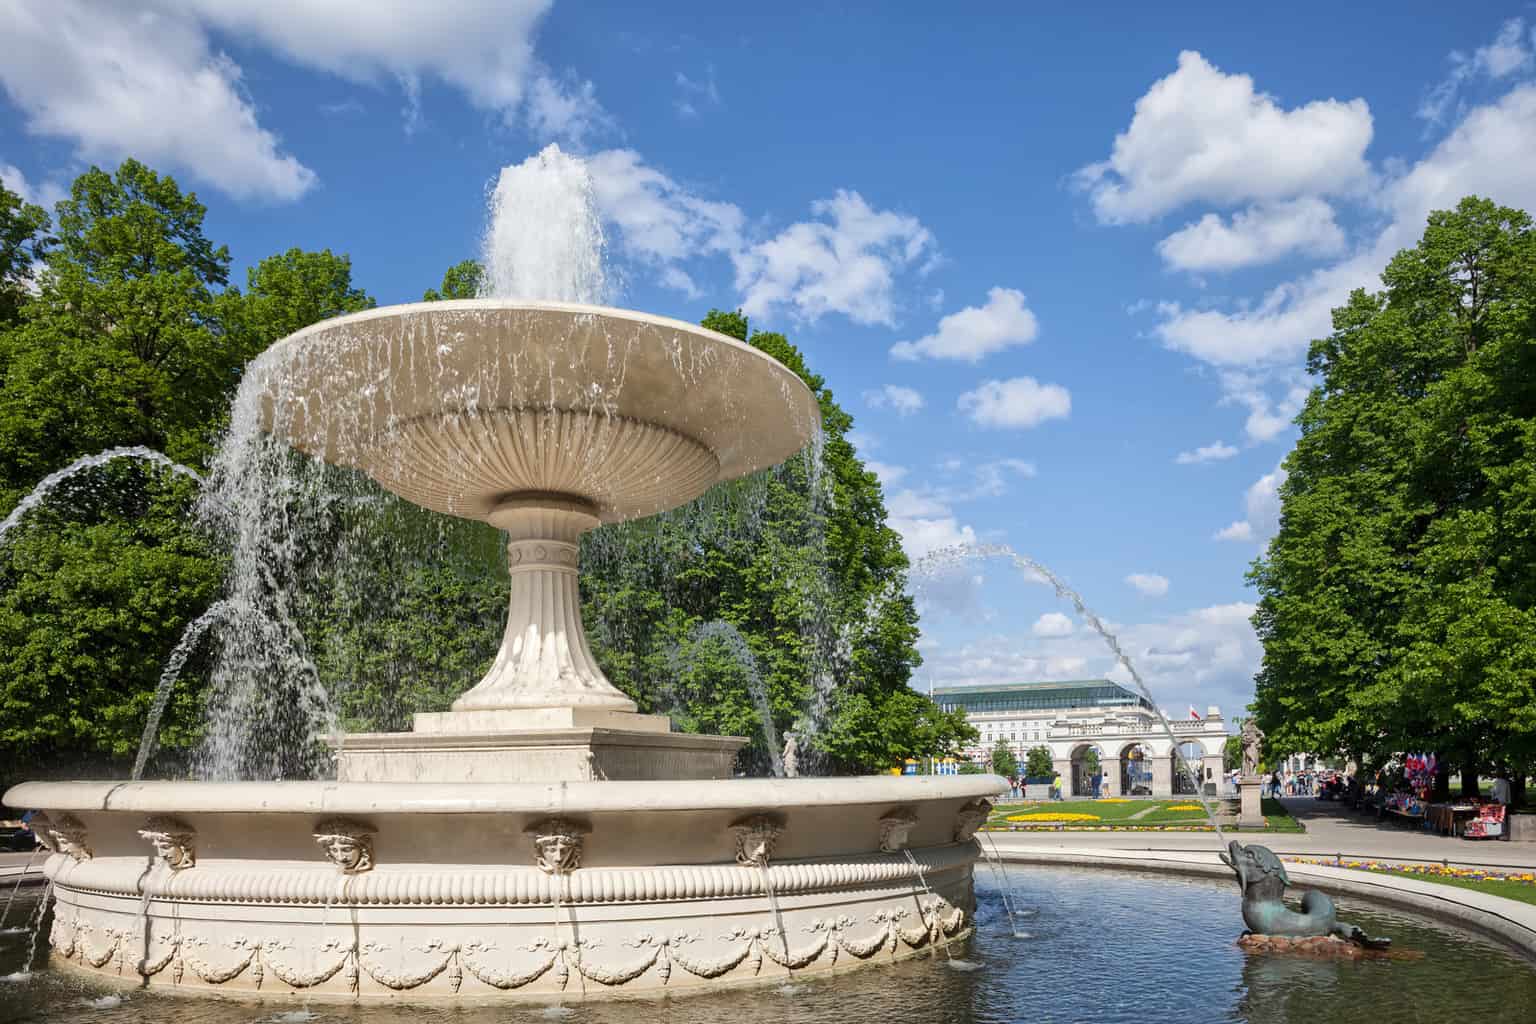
[1376,871,1536,907]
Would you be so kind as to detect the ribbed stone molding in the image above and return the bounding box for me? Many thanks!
[8,776,1007,1000]
[456,497,632,712]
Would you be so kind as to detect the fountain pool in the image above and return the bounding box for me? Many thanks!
[2,868,1532,1021]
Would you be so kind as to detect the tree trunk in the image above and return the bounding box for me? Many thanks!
[1514,770,1528,808]
[1433,760,1451,801]
[1460,757,1479,798]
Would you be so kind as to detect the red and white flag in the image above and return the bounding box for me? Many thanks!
[1188,705,1202,720]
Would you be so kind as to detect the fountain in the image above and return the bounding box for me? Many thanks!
[2,295,1002,999]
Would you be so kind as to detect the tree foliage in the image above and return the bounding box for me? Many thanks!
[1251,197,1536,783]
[579,309,974,773]
[422,259,482,301]
[0,176,52,327]
[1024,745,1054,778]
[990,740,1019,779]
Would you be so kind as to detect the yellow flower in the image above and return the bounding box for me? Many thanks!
[1094,798,1131,803]
[1005,812,1102,822]
[1165,803,1203,811]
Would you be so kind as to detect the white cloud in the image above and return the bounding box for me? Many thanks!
[1213,521,1253,542]
[1032,612,1075,637]
[1420,18,1535,124]
[174,0,554,122]
[0,161,66,209]
[1215,465,1285,544]
[885,487,978,562]
[0,0,595,200]
[926,601,1261,715]
[0,1,317,200]
[734,190,936,327]
[889,287,1039,362]
[585,150,939,327]
[1219,370,1310,443]
[1157,197,1346,273]
[1075,50,1372,223]
[525,70,613,146]
[1175,441,1239,464]
[865,460,908,487]
[958,377,1071,430]
[1125,573,1170,597]
[585,149,744,288]
[674,67,721,118]
[1154,83,1536,368]
[969,458,1037,496]
[863,384,925,416]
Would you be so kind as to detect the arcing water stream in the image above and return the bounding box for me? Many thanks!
[913,543,1228,842]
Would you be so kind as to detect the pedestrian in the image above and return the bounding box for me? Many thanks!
[1051,770,1063,801]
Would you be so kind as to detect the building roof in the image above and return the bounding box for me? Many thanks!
[930,679,1151,713]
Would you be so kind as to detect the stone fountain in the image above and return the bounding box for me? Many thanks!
[4,299,1004,1001]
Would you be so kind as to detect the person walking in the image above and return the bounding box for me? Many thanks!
[1051,770,1063,801]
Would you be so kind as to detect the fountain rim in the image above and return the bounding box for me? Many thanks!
[258,296,821,416]
[4,775,1007,816]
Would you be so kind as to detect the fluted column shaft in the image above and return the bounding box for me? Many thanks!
[452,497,637,712]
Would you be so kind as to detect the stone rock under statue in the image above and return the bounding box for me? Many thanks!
[1221,840,1392,951]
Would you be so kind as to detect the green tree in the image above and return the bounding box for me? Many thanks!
[578,308,974,773]
[990,740,1018,778]
[423,259,483,301]
[1024,745,1054,778]
[1252,197,1536,793]
[1082,746,1101,776]
[0,175,52,326]
[0,161,245,784]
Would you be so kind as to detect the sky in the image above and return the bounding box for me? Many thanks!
[2,2,1536,720]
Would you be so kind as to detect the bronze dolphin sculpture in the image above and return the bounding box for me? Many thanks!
[1220,839,1391,949]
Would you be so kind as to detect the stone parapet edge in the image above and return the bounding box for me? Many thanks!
[991,846,1536,960]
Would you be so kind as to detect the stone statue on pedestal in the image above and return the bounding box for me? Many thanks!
[782,731,800,778]
[1241,719,1265,777]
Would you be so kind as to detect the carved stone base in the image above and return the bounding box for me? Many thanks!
[335,721,747,782]
[10,776,1004,1000]
[1237,934,1424,961]
[1237,777,1265,827]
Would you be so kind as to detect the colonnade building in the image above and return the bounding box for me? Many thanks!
[931,679,1230,797]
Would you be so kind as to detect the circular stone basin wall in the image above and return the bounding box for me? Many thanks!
[3,776,1002,1000]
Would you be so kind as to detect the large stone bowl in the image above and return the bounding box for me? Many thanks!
[5,776,1004,1001]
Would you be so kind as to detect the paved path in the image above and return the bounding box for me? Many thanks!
[987,797,1536,869]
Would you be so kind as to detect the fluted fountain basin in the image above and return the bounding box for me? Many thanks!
[254,300,820,524]
[4,775,1004,1001]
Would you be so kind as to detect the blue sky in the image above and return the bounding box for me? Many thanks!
[3,2,1535,718]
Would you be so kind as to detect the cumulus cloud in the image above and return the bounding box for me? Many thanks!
[1219,370,1311,443]
[957,377,1071,430]
[885,487,978,560]
[863,384,926,416]
[733,190,936,327]
[1075,50,1372,224]
[586,150,939,326]
[1420,18,1535,124]
[0,0,597,200]
[925,601,1261,716]
[585,149,744,290]
[1175,441,1239,464]
[1153,83,1536,368]
[1125,573,1170,597]
[889,287,1039,362]
[1215,464,1285,544]
[0,161,66,209]
[524,70,613,146]
[865,460,908,487]
[1032,612,1075,637]
[1156,197,1346,273]
[0,1,317,200]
